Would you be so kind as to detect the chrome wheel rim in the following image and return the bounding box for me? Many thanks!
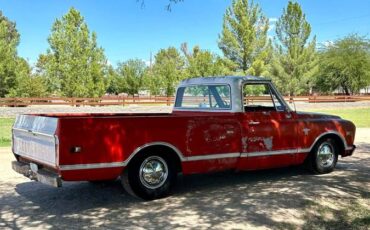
[317,142,335,168]
[139,156,168,189]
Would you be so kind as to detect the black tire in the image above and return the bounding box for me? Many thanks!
[121,152,176,200]
[307,137,339,174]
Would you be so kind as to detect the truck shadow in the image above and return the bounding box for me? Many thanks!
[0,153,367,229]
[0,139,367,229]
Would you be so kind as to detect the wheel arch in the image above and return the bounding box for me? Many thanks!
[123,142,184,172]
[309,131,346,155]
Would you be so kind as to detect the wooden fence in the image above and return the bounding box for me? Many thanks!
[0,96,174,107]
[1,95,370,107]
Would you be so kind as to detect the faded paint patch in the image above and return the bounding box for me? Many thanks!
[242,137,248,152]
[248,136,273,151]
[263,137,273,150]
[185,120,197,154]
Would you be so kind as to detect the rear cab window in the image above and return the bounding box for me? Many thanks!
[175,84,231,110]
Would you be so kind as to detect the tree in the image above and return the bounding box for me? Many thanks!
[143,69,162,96]
[315,34,370,95]
[271,1,318,96]
[105,65,122,95]
[218,0,272,75]
[116,59,146,96]
[181,43,233,78]
[0,11,21,97]
[38,8,107,97]
[35,53,60,95]
[152,47,185,96]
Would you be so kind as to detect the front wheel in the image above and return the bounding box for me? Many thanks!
[307,138,339,174]
[121,154,176,200]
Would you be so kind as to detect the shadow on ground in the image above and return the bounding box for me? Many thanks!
[0,150,369,229]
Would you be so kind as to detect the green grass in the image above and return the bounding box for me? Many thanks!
[0,118,14,147]
[303,107,370,128]
[302,198,370,230]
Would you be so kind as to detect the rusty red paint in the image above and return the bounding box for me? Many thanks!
[34,109,354,181]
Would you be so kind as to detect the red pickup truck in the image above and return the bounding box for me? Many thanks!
[11,76,356,200]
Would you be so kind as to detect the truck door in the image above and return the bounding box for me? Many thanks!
[237,82,298,170]
[177,84,241,174]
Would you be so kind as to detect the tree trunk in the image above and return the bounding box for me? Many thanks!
[341,84,350,95]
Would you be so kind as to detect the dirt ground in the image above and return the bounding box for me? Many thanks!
[0,129,369,229]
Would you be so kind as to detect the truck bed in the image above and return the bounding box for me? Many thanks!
[12,112,241,181]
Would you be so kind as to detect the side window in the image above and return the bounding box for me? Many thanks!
[175,85,231,110]
[243,83,284,112]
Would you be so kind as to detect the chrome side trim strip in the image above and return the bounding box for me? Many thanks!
[59,149,312,170]
[185,153,240,161]
[58,144,353,171]
[300,148,311,153]
[241,148,310,157]
[59,153,241,171]
[59,162,125,171]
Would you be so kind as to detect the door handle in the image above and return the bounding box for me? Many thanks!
[249,121,260,125]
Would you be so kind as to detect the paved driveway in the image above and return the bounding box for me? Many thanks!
[0,129,369,229]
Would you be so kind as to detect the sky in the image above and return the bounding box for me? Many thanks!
[0,0,369,66]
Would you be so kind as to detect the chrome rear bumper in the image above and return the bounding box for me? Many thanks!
[12,161,62,187]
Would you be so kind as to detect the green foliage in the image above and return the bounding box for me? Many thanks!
[181,43,233,78]
[271,1,318,96]
[243,84,266,96]
[151,47,185,96]
[37,8,107,97]
[1,5,369,99]
[0,11,21,97]
[218,0,272,75]
[35,53,60,95]
[116,59,146,96]
[315,34,370,95]
[142,69,162,96]
[105,65,122,95]
[7,58,47,97]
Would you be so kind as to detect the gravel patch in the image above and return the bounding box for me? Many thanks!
[1,101,370,118]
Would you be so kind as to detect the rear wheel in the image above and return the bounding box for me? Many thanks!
[121,153,176,200]
[308,138,339,174]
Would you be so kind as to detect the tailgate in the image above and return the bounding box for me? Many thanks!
[12,114,59,167]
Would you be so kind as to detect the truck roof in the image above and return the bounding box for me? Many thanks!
[175,76,278,113]
[178,76,270,87]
